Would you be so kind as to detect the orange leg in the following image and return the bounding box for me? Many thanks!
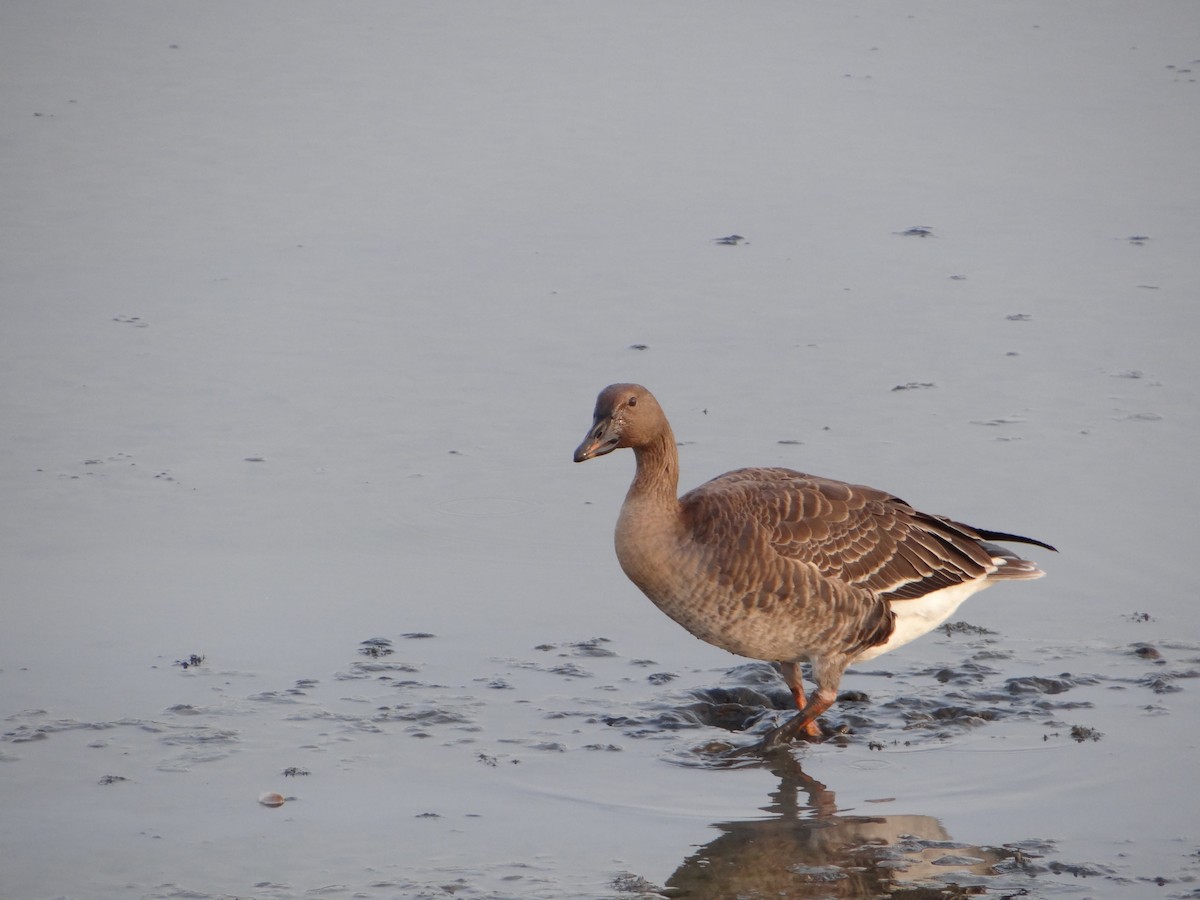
[779,662,826,741]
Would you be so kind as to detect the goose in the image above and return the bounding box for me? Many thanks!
[574,383,1055,747]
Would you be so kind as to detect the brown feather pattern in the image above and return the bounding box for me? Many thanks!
[686,468,1001,603]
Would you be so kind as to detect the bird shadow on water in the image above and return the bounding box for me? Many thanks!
[650,752,1031,899]
[610,741,1119,899]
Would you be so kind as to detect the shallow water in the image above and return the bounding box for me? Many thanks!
[4,3,1200,898]
[4,618,1198,898]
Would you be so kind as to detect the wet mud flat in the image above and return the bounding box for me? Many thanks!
[4,623,1198,899]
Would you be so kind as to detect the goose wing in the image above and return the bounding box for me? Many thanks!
[681,467,1037,602]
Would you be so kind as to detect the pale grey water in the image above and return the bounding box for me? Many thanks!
[3,3,1199,898]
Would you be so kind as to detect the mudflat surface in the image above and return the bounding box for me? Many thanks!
[3,3,1198,898]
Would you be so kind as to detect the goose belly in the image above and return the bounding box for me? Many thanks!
[621,563,842,662]
[855,578,992,662]
[647,590,812,661]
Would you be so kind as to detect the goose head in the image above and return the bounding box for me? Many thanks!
[573,383,664,462]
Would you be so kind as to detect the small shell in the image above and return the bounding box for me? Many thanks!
[258,792,286,808]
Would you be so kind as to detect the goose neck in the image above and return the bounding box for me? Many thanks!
[628,430,680,508]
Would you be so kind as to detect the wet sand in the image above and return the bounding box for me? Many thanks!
[3,3,1199,898]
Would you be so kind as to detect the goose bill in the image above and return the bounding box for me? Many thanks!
[574,420,619,462]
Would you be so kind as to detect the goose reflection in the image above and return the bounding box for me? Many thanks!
[663,753,1006,899]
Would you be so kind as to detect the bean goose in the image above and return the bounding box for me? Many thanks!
[574,383,1055,747]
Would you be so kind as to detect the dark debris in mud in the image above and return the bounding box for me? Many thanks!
[940,621,997,637]
[476,751,520,768]
[174,654,205,669]
[1005,673,1098,695]
[375,706,474,728]
[1141,674,1184,694]
[358,634,434,659]
[359,637,394,658]
[547,662,593,678]
[1131,642,1163,661]
[1138,667,1200,693]
[1068,725,1103,742]
[611,871,667,895]
[535,637,617,658]
[923,661,999,685]
[335,659,421,680]
[570,638,618,658]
